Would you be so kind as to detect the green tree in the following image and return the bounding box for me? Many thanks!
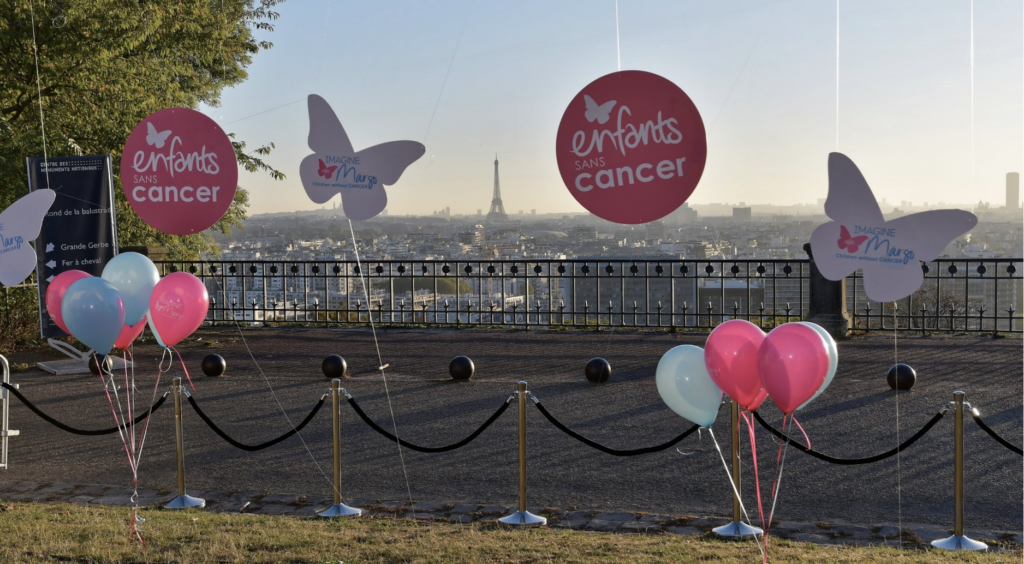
[0,0,285,259]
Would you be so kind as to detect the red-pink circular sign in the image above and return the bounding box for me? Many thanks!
[555,71,707,224]
[121,107,238,235]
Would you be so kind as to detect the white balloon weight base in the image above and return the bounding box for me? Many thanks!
[498,511,547,527]
[164,494,205,509]
[931,535,987,551]
[712,521,763,537]
[317,503,363,518]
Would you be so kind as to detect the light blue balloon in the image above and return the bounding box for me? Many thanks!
[656,345,723,428]
[795,322,838,411]
[61,277,124,354]
[101,252,159,325]
[147,314,167,348]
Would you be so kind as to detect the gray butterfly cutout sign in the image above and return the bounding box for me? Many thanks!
[299,95,425,221]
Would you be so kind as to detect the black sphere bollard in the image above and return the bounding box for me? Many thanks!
[585,358,611,384]
[201,354,227,377]
[322,354,348,379]
[89,354,113,376]
[449,356,475,381]
[886,363,916,391]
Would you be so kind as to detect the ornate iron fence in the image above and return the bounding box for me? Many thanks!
[848,258,1023,334]
[154,259,810,329]
[153,257,1022,333]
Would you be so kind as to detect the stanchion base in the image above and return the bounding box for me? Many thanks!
[931,535,988,551]
[317,503,363,518]
[498,511,547,526]
[164,494,205,509]
[712,521,763,537]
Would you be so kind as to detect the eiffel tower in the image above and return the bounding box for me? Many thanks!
[486,155,508,221]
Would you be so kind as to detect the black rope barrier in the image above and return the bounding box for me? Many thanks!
[970,410,1023,456]
[751,409,947,465]
[533,401,701,456]
[346,396,512,453]
[1,382,167,436]
[186,394,326,452]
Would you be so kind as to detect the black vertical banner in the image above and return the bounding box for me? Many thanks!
[27,155,119,338]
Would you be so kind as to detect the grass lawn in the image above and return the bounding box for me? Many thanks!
[0,501,1019,563]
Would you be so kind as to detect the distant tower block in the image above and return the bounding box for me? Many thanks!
[1007,172,1020,209]
[487,155,509,222]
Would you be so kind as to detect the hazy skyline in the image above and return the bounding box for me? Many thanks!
[201,1,1024,217]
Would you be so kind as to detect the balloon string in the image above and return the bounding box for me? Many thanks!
[170,347,196,391]
[741,410,768,564]
[790,414,811,450]
[766,416,791,559]
[97,371,137,477]
[123,352,135,461]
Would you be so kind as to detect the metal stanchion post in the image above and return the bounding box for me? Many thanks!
[713,401,762,537]
[0,354,20,469]
[499,381,546,526]
[932,391,986,551]
[164,377,205,509]
[318,379,362,517]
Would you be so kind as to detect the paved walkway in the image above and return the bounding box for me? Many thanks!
[1,328,1021,547]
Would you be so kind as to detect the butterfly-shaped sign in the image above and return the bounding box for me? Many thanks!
[809,153,977,303]
[0,189,55,287]
[299,95,425,221]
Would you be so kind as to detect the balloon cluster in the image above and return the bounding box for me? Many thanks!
[44,253,210,356]
[657,319,837,426]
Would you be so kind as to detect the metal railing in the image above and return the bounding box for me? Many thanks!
[848,259,1023,334]
[155,259,809,330]
[153,257,1022,333]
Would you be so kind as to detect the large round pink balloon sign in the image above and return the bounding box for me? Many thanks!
[555,71,706,224]
[121,108,238,235]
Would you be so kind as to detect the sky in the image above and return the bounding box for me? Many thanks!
[201,0,1024,217]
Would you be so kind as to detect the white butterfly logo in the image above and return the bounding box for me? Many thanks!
[0,189,56,287]
[584,94,616,124]
[299,95,425,221]
[809,153,977,303]
[145,122,172,148]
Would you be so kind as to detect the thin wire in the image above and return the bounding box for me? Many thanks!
[708,1,778,134]
[836,0,840,151]
[423,1,473,144]
[348,219,415,507]
[894,302,902,548]
[28,0,50,190]
[708,428,765,560]
[222,98,304,126]
[615,0,621,71]
[970,0,974,191]
[313,0,334,95]
[232,322,337,497]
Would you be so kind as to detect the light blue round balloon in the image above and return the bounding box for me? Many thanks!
[147,314,167,348]
[101,252,159,325]
[656,345,723,427]
[61,277,124,354]
[795,321,838,411]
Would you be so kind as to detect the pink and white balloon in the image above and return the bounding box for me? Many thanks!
[757,323,831,415]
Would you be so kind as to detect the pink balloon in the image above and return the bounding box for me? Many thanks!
[148,273,209,347]
[704,320,767,411]
[114,316,148,350]
[45,270,92,334]
[758,323,830,415]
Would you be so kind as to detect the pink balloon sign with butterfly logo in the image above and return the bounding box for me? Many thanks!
[810,153,977,302]
[555,70,707,225]
[299,95,425,221]
[121,108,238,235]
